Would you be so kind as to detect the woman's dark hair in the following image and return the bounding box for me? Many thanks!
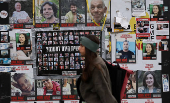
[81,35,100,82]
[40,1,58,18]
[70,2,76,7]
[142,71,160,88]
[13,73,26,84]
[157,24,163,30]
[144,43,155,55]
[152,5,161,16]
[18,33,28,45]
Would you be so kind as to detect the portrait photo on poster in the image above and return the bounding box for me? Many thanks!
[131,0,146,16]
[9,1,32,24]
[9,29,32,61]
[87,0,110,25]
[0,50,10,58]
[142,42,156,60]
[138,70,161,94]
[158,40,168,51]
[61,0,85,25]
[35,0,59,23]
[125,71,136,95]
[11,72,35,97]
[150,4,164,20]
[15,33,31,50]
[36,79,61,96]
[1,32,9,43]
[62,78,77,96]
[116,38,136,63]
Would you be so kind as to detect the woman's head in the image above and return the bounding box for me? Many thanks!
[79,35,99,56]
[79,35,100,82]
[18,33,28,45]
[157,24,163,30]
[143,71,160,88]
[145,43,154,55]
[152,5,161,16]
[13,73,33,92]
[64,78,68,84]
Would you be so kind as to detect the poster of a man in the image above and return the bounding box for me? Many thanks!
[40,1,59,23]
[1,32,8,43]
[61,0,85,24]
[35,0,59,23]
[118,40,135,59]
[11,2,31,24]
[64,3,84,23]
[87,0,110,23]
[116,34,136,63]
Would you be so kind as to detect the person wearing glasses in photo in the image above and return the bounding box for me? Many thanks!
[125,79,136,94]
[40,1,59,23]
[42,78,61,95]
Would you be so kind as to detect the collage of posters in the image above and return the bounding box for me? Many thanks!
[36,30,101,75]
[34,0,111,27]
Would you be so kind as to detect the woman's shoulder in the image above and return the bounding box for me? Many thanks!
[93,56,107,68]
[153,87,161,93]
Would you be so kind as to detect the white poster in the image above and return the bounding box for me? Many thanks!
[121,99,162,103]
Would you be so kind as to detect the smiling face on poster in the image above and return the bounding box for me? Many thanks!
[10,65,35,101]
[35,0,59,24]
[138,70,161,94]
[87,0,110,26]
[9,1,33,28]
[9,29,32,62]
[61,0,85,25]
[142,42,156,60]
[16,33,31,50]
[36,78,61,97]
